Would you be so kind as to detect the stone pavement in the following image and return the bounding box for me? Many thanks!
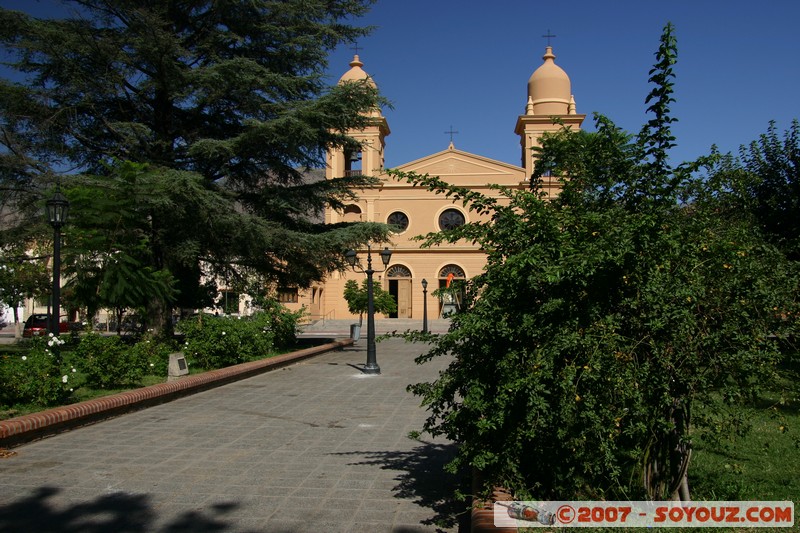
[299,318,452,337]
[0,335,469,532]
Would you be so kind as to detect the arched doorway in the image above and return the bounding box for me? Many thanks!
[438,264,466,317]
[386,265,412,318]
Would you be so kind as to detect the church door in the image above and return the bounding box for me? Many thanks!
[396,279,412,318]
[386,265,412,319]
[310,287,323,321]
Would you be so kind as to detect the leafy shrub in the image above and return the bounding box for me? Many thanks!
[396,25,799,502]
[179,304,302,370]
[248,295,306,348]
[179,314,274,369]
[73,333,147,388]
[128,334,174,377]
[0,336,72,406]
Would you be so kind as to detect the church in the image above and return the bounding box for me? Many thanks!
[288,45,586,323]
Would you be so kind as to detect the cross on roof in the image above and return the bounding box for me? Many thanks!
[542,29,557,46]
[351,43,362,55]
[444,126,459,143]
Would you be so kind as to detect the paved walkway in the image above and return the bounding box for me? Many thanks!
[0,335,468,532]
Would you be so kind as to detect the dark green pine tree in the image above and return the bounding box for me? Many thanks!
[740,119,800,261]
[0,0,389,331]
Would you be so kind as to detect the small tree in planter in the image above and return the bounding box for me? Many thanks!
[343,279,397,326]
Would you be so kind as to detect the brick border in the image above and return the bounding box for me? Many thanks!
[471,469,518,533]
[471,489,518,533]
[0,338,353,447]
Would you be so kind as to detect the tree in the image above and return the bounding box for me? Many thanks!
[0,0,389,332]
[0,241,49,337]
[393,23,798,502]
[342,278,397,326]
[740,119,800,261]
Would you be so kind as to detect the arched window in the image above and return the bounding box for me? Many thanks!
[341,204,362,222]
[438,265,466,280]
[386,265,412,278]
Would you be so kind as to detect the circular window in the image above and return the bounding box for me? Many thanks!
[438,208,465,230]
[387,211,409,232]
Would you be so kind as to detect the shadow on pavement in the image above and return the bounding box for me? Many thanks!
[0,486,252,533]
[332,441,471,532]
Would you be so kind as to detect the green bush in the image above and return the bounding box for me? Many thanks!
[128,334,174,377]
[73,333,147,388]
[0,336,73,406]
[179,305,301,370]
[249,296,306,348]
[179,314,274,369]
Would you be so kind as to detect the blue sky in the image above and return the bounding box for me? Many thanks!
[325,0,800,168]
[3,0,799,170]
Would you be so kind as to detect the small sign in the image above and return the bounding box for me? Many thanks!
[168,352,189,381]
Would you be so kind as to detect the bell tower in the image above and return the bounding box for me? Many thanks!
[326,54,390,182]
[514,45,585,179]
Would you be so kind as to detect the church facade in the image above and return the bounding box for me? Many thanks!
[287,46,585,323]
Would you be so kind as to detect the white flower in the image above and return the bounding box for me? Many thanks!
[21,356,27,361]
[62,375,68,383]
[49,332,54,338]
[149,363,154,367]
[69,388,73,392]
[222,331,226,335]
[48,340,54,347]
[71,368,76,373]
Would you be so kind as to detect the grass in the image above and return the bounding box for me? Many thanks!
[690,396,799,503]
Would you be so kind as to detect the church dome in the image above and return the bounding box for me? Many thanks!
[338,55,376,88]
[527,46,571,115]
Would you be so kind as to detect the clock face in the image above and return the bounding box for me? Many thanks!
[438,209,465,230]
[387,211,409,232]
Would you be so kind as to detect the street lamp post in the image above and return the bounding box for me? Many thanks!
[345,244,392,374]
[421,278,428,334]
[46,189,69,336]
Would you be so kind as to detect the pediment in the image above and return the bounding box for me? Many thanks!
[395,146,525,186]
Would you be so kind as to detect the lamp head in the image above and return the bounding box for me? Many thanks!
[380,247,392,267]
[344,249,358,267]
[46,190,69,228]
[421,278,428,290]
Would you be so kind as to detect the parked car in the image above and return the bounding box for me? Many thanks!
[22,314,69,337]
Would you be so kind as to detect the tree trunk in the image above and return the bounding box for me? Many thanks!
[12,307,21,341]
[154,300,175,339]
[679,472,691,502]
[644,399,692,502]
